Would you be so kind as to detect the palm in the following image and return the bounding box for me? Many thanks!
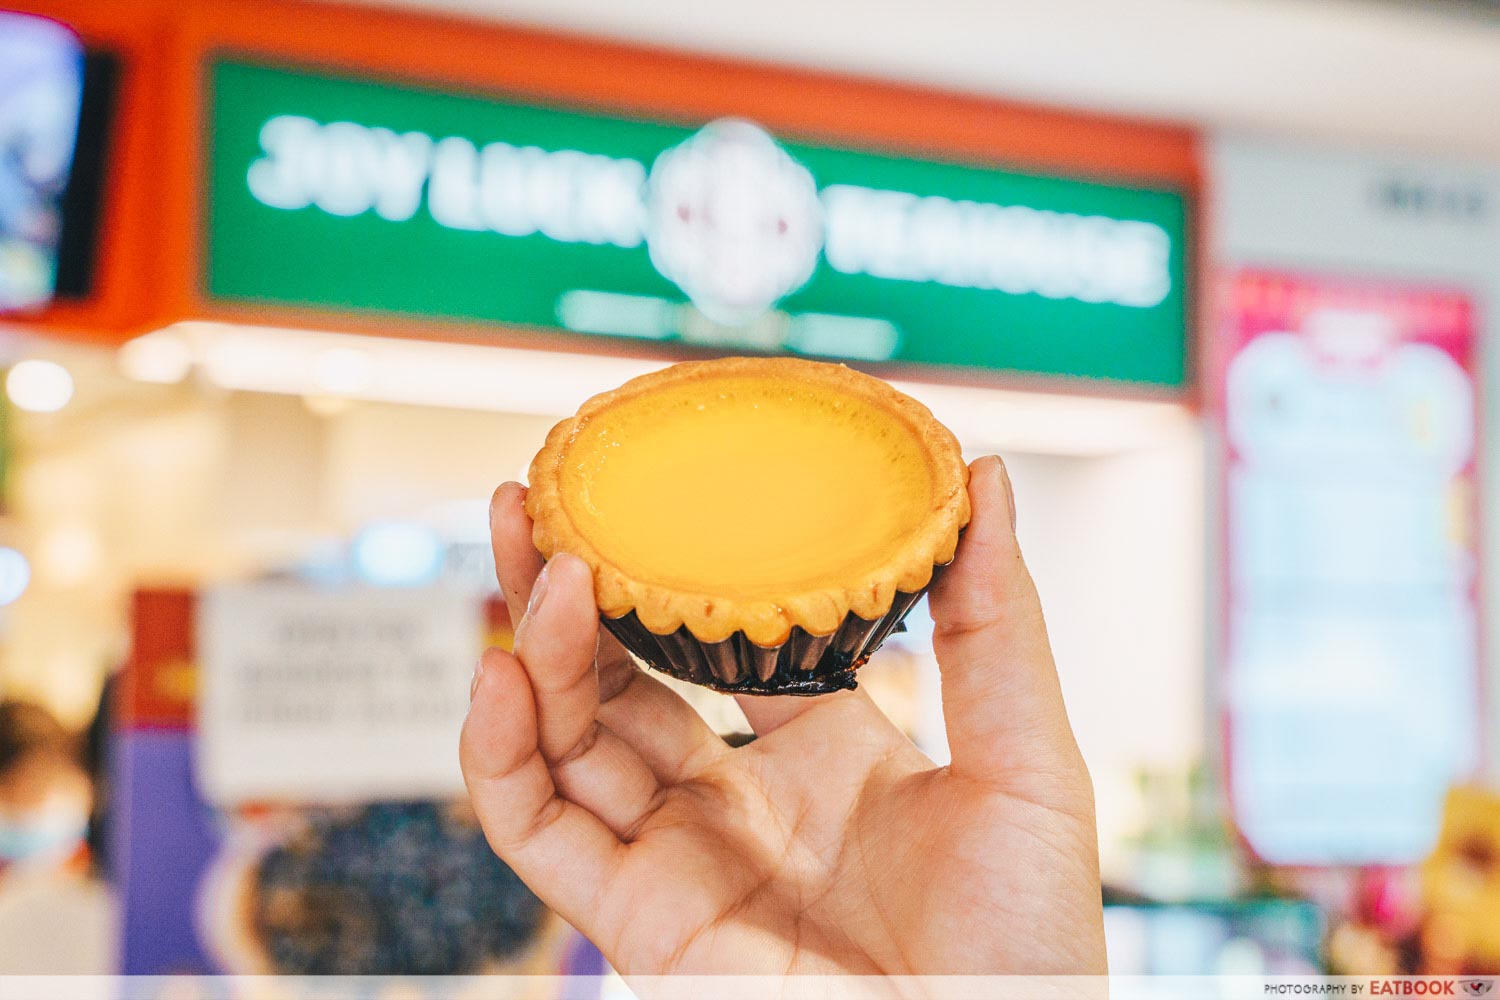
[462,459,1105,977]
[591,706,1099,976]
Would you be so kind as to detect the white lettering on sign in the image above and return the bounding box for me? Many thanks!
[249,116,646,247]
[821,184,1171,308]
[244,115,1173,312]
[427,136,646,246]
[247,115,433,221]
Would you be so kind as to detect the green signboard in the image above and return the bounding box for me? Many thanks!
[206,60,1191,387]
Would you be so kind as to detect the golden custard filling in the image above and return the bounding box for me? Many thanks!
[557,375,936,601]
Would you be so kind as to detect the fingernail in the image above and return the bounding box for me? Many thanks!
[994,456,1017,532]
[526,561,552,618]
[469,657,485,702]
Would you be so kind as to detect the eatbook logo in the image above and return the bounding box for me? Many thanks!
[1462,982,1495,997]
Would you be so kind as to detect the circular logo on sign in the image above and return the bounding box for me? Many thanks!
[645,120,824,326]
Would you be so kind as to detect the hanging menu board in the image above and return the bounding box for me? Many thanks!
[1222,269,1481,866]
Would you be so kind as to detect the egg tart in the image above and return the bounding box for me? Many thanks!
[526,357,970,695]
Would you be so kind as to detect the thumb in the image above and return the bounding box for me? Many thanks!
[929,456,1088,797]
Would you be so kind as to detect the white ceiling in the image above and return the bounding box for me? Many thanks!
[353,0,1500,163]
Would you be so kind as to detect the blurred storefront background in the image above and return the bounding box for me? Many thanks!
[1,0,1499,981]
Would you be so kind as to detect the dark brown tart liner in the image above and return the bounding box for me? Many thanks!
[600,571,942,696]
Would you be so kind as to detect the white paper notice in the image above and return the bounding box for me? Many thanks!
[196,584,481,804]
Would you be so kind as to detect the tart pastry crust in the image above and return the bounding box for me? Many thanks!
[526,357,970,647]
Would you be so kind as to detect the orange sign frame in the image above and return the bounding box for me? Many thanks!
[8,0,1203,391]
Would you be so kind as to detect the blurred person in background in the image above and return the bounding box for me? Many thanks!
[0,698,114,973]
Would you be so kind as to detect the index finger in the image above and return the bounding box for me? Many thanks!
[490,482,729,784]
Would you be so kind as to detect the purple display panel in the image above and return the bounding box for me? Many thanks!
[111,729,224,974]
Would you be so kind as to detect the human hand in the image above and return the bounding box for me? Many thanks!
[460,456,1105,975]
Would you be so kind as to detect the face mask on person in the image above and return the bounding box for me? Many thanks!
[0,798,89,867]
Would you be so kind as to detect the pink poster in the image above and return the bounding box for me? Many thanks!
[1219,269,1481,867]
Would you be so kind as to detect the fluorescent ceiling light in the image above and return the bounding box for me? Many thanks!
[126,321,1192,456]
[6,358,75,413]
[118,330,193,384]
